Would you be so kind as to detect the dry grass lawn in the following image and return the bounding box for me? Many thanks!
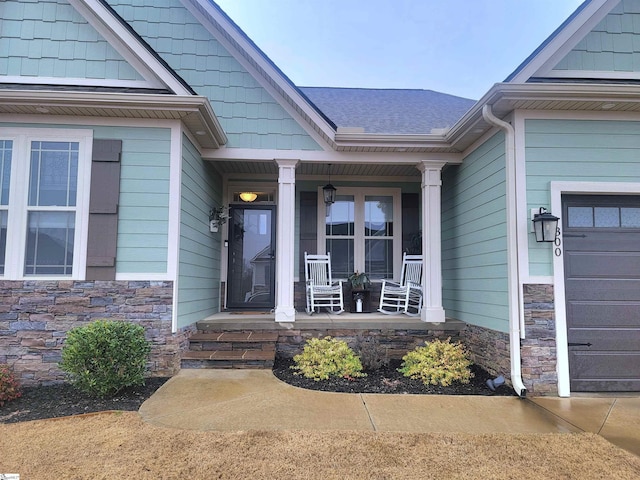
[1,412,639,479]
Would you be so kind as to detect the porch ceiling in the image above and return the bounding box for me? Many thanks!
[209,160,422,177]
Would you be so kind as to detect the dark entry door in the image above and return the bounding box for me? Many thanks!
[226,205,276,310]
[562,195,640,392]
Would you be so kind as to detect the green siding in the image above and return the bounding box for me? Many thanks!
[92,126,171,274]
[525,119,640,276]
[441,132,509,333]
[177,135,222,328]
[552,0,640,73]
[107,0,322,151]
[0,0,142,80]
[0,122,171,275]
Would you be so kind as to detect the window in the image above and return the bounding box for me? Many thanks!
[0,129,91,279]
[319,187,401,280]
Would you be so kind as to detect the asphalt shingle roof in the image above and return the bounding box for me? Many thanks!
[299,87,477,135]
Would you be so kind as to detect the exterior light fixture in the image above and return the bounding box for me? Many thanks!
[532,207,559,243]
[239,192,258,202]
[323,164,336,205]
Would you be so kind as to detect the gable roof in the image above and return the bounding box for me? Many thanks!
[299,87,476,135]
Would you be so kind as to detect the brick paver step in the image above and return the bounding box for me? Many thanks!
[189,332,279,343]
[182,349,276,361]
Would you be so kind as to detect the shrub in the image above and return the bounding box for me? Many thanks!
[0,364,21,406]
[59,320,151,398]
[354,334,389,371]
[291,336,366,381]
[399,338,473,387]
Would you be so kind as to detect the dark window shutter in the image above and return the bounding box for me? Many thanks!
[299,191,317,278]
[402,193,421,254]
[86,139,122,280]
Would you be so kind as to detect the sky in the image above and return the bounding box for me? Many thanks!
[214,0,586,100]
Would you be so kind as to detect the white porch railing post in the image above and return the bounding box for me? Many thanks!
[417,161,446,323]
[274,159,299,322]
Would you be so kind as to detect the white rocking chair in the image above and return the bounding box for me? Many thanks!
[304,252,345,315]
[378,253,423,316]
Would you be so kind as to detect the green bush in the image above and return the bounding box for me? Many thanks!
[59,320,151,398]
[399,338,473,387]
[0,364,21,406]
[291,336,366,381]
[354,334,389,371]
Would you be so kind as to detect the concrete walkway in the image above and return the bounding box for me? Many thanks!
[139,369,640,457]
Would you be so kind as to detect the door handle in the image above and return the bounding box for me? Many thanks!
[568,342,592,347]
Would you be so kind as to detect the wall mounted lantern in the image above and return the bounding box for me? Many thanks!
[239,192,258,202]
[322,164,337,206]
[532,207,559,243]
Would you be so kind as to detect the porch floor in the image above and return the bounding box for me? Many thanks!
[197,311,466,331]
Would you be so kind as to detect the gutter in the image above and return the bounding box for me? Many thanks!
[481,104,527,398]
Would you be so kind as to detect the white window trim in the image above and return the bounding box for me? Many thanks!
[316,186,402,280]
[1,128,93,280]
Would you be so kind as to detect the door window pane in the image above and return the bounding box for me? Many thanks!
[29,141,78,207]
[25,211,75,276]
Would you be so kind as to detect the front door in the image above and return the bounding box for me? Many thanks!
[226,205,276,309]
[563,194,640,392]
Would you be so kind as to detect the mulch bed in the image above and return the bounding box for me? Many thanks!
[0,377,169,424]
[272,357,515,396]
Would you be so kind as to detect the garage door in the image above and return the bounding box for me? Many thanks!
[562,195,640,392]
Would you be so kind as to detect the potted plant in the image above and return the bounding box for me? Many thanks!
[347,271,370,291]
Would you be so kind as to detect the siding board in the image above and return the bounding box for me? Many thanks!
[441,132,509,332]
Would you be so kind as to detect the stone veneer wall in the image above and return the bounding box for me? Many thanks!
[461,284,559,396]
[276,325,464,359]
[462,324,510,380]
[0,280,192,386]
[521,284,558,395]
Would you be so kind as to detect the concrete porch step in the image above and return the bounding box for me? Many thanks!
[181,330,278,369]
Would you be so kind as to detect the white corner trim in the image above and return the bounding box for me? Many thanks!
[71,0,192,94]
[550,180,640,397]
[168,125,184,332]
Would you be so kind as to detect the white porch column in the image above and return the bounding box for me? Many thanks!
[274,159,299,322]
[417,161,446,323]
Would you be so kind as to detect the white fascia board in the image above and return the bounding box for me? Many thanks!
[0,76,160,90]
[448,82,640,149]
[509,0,617,83]
[183,0,337,147]
[72,0,192,95]
[0,90,226,146]
[334,132,449,146]
[542,70,640,80]
[202,147,462,164]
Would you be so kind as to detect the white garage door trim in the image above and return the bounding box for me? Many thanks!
[550,181,640,397]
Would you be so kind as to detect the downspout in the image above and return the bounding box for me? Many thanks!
[481,104,527,398]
